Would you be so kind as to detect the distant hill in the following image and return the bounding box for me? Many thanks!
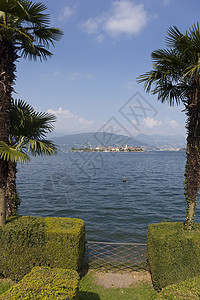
[52,132,186,150]
[135,133,186,149]
[52,132,145,150]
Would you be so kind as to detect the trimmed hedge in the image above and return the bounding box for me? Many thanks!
[157,276,200,299]
[45,217,85,271]
[0,216,85,281]
[0,266,79,299]
[148,222,200,291]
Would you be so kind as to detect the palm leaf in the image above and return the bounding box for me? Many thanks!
[165,26,183,47]
[10,99,56,139]
[0,23,33,42]
[0,0,63,60]
[0,141,30,163]
[20,1,50,25]
[26,139,57,156]
[33,27,64,47]
[0,0,49,26]
[10,99,58,158]
[137,22,200,106]
[19,45,53,60]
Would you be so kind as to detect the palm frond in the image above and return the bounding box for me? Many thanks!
[19,44,53,60]
[26,139,57,156]
[137,22,200,106]
[10,99,58,159]
[0,141,30,163]
[33,27,64,47]
[151,48,183,69]
[0,0,24,18]
[20,1,50,26]
[153,81,188,105]
[10,99,56,140]
[0,0,49,26]
[184,23,200,54]
[0,0,63,60]
[182,61,200,79]
[165,26,183,47]
[137,70,160,93]
[0,22,33,42]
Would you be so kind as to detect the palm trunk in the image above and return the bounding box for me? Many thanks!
[185,83,200,230]
[0,188,5,226]
[0,188,6,226]
[0,37,17,225]
[5,161,17,217]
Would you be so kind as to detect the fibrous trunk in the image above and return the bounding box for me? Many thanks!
[5,161,17,217]
[0,37,17,224]
[185,84,200,230]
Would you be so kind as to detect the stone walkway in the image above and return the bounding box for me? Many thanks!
[94,270,152,288]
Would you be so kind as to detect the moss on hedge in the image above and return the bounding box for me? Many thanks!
[0,216,85,281]
[0,266,79,299]
[148,222,200,291]
[157,276,200,299]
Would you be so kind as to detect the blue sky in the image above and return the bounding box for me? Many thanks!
[15,0,200,137]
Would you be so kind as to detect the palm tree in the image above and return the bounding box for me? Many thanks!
[0,0,63,224]
[137,23,200,230]
[1,99,57,217]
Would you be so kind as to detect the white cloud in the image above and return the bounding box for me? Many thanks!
[143,117,162,129]
[82,0,149,39]
[54,71,60,76]
[96,34,105,43]
[105,1,147,36]
[59,6,74,22]
[82,18,101,34]
[70,72,79,80]
[168,120,179,128]
[86,74,94,79]
[47,107,95,133]
[68,72,94,80]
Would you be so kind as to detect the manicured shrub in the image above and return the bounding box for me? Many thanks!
[0,280,14,295]
[148,222,200,291]
[157,276,200,299]
[0,216,46,281]
[0,216,85,281]
[0,266,79,299]
[45,217,85,271]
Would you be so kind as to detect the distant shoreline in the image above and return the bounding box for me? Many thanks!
[71,145,143,153]
[71,147,186,152]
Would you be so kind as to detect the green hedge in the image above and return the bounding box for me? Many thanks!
[44,217,85,271]
[0,216,85,281]
[157,276,200,299]
[0,266,79,299]
[148,222,200,291]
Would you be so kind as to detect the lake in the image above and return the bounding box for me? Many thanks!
[17,150,199,243]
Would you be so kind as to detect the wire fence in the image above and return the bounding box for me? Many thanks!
[83,241,148,271]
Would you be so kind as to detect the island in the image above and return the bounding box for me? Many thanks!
[71,144,143,152]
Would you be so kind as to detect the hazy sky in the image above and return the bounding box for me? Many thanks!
[15,0,200,137]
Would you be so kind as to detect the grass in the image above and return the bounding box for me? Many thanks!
[79,271,158,300]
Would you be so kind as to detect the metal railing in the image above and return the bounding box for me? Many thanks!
[83,241,148,271]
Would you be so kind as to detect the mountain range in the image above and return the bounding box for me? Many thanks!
[135,133,186,149]
[52,132,186,150]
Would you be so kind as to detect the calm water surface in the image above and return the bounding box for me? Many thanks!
[17,151,199,243]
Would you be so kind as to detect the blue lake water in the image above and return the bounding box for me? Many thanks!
[17,150,200,243]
